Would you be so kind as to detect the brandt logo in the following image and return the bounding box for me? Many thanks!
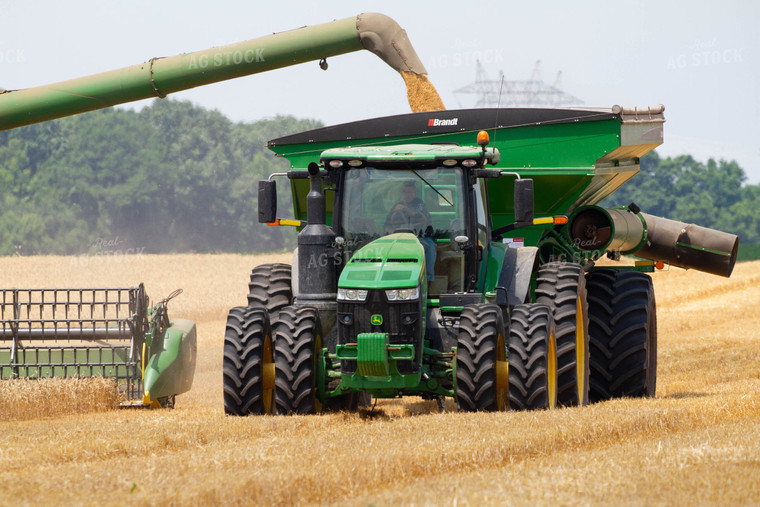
[427,118,459,127]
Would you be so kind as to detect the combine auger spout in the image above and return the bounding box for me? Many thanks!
[0,13,429,131]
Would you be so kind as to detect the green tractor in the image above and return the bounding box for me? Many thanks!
[223,106,739,414]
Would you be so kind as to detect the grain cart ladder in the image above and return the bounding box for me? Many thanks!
[0,285,196,407]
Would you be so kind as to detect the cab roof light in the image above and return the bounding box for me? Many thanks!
[477,130,490,147]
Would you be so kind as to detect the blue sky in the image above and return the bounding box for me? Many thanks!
[2,0,758,181]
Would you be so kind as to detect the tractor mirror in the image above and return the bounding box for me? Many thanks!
[514,178,534,224]
[258,180,277,223]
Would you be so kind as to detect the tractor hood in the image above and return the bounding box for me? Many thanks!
[339,233,425,290]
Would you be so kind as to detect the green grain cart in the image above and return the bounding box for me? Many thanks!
[227,106,738,414]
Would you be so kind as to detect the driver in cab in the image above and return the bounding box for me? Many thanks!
[384,180,436,282]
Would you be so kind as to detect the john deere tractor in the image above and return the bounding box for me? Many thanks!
[223,106,739,415]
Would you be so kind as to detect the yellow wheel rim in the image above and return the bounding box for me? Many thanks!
[576,294,586,403]
[495,332,507,411]
[262,333,275,414]
[548,328,557,409]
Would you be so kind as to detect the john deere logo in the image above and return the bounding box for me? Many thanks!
[370,314,383,326]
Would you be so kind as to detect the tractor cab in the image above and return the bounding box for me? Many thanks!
[323,143,500,299]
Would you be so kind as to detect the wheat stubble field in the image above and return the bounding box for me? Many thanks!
[0,254,759,506]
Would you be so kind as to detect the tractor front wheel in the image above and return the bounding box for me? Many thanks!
[222,307,275,416]
[273,305,323,415]
[456,304,508,412]
[536,262,590,406]
[508,304,558,411]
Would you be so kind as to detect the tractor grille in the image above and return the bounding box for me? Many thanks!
[0,287,148,400]
[338,289,422,374]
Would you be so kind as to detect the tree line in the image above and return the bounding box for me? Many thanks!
[0,99,320,255]
[0,99,756,256]
[603,151,758,244]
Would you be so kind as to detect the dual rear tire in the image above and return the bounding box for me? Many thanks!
[454,264,657,411]
[586,269,657,401]
[224,263,295,416]
[456,303,558,412]
[222,307,275,415]
[536,262,590,407]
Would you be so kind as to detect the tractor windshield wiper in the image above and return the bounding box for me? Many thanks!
[411,170,453,207]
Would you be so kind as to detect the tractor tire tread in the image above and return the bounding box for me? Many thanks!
[535,262,590,406]
[586,269,657,402]
[456,304,505,412]
[274,305,320,415]
[508,304,556,410]
[222,306,271,416]
[247,263,293,320]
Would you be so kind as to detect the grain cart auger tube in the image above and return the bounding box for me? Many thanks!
[227,105,739,415]
[1,286,196,408]
[0,13,429,131]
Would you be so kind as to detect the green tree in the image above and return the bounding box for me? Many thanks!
[0,99,321,255]
[603,151,757,243]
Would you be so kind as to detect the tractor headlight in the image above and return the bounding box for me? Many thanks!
[385,286,420,301]
[337,288,368,301]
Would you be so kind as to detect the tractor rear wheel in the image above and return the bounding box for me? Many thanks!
[586,270,657,402]
[456,304,508,412]
[247,263,292,320]
[536,262,590,406]
[222,307,275,416]
[273,305,323,415]
[508,304,558,410]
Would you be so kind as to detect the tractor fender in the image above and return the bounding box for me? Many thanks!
[497,247,539,307]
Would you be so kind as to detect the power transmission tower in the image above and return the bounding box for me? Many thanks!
[454,60,584,108]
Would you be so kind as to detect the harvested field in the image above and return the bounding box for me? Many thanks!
[1,254,759,505]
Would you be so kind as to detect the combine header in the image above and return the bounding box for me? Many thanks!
[1,286,196,407]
